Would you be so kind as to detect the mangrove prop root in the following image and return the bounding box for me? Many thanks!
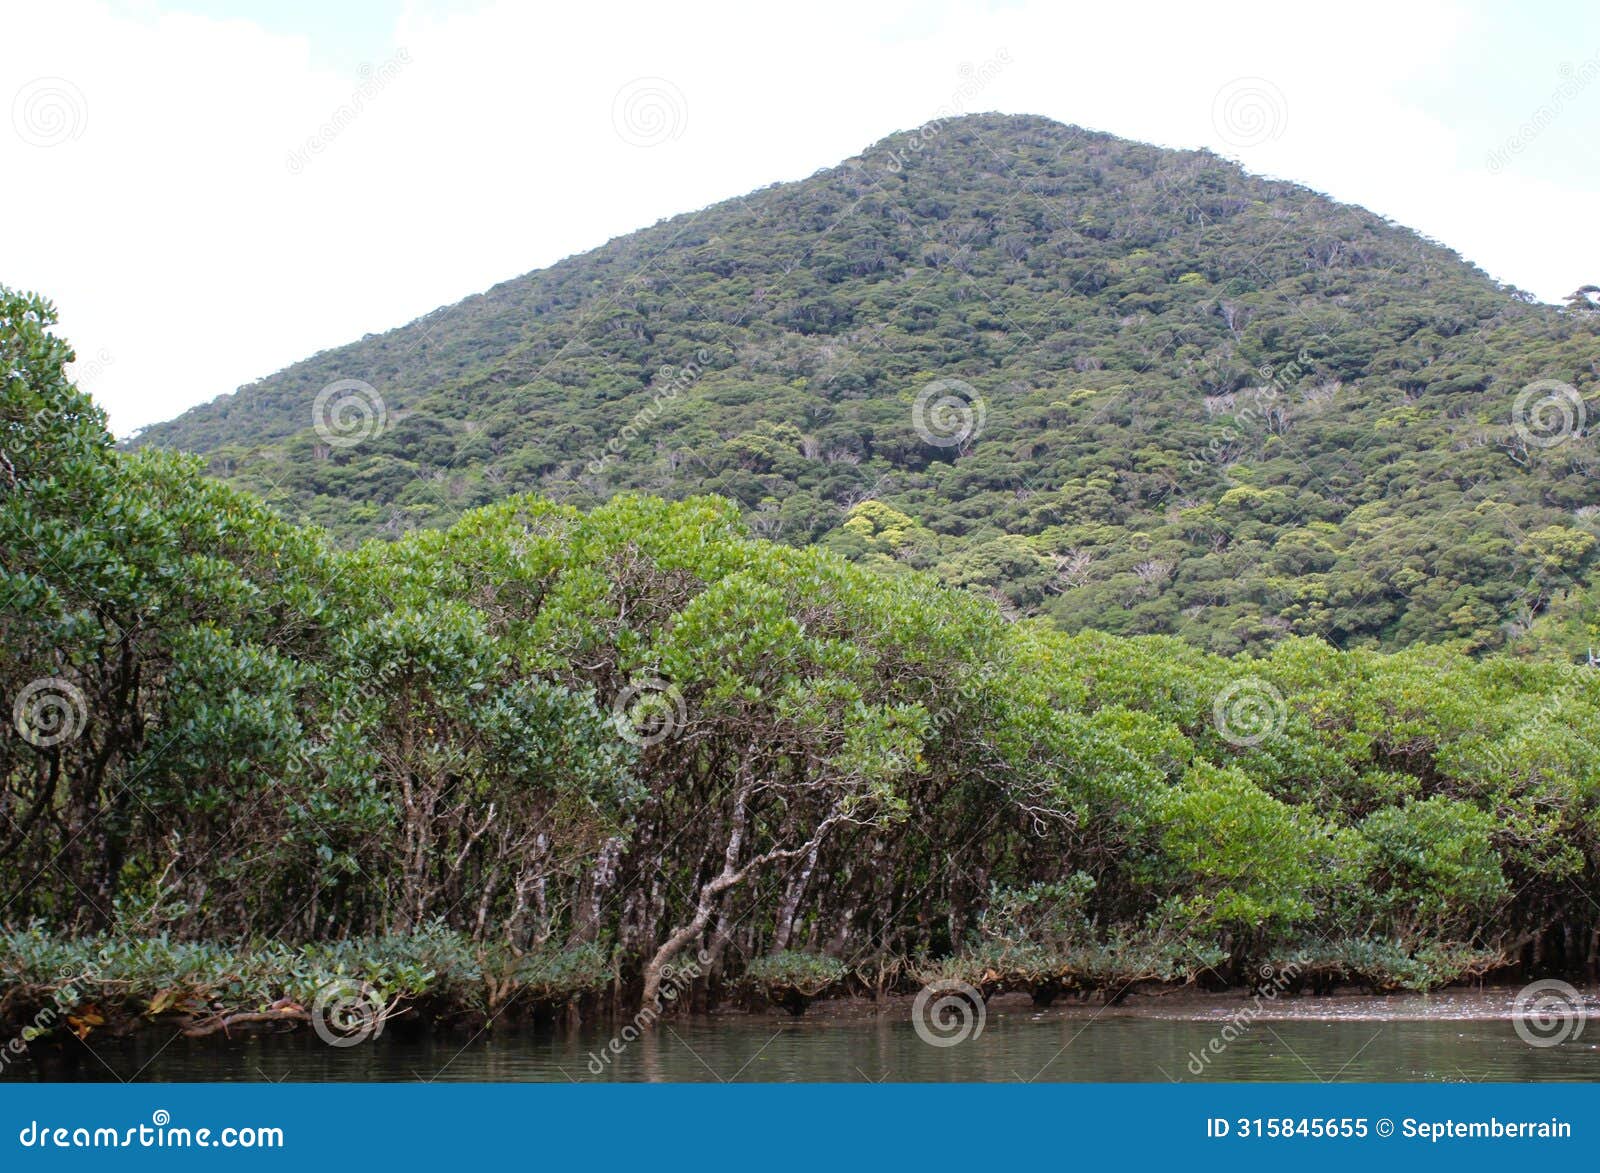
[179,1008,309,1038]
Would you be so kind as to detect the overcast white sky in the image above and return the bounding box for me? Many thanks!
[3,0,1597,437]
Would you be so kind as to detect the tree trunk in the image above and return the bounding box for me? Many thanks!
[638,766,850,1011]
[640,783,750,1008]
[772,838,821,952]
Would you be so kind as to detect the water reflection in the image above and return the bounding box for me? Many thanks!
[21,991,1600,1083]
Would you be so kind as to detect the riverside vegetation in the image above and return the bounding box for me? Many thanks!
[4,287,1600,1046]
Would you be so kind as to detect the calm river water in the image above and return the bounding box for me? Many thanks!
[24,989,1600,1082]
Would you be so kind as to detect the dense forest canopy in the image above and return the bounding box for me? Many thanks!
[132,114,1600,657]
[6,287,1600,1026]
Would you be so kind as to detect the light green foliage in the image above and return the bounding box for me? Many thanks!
[742,951,848,996]
[5,284,1600,1008]
[1156,763,1320,930]
[1357,797,1508,937]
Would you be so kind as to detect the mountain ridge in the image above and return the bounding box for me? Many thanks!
[130,112,1600,655]
[133,114,1520,453]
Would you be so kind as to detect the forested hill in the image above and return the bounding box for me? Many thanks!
[131,113,1600,655]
